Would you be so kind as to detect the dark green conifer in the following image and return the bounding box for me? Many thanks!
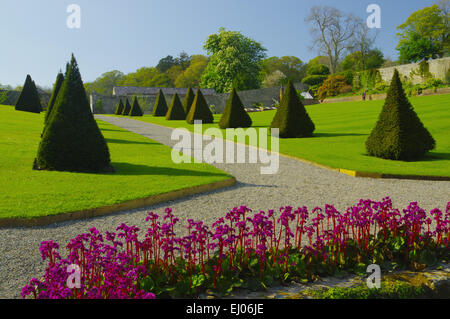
[45,71,64,123]
[219,88,252,129]
[182,87,195,116]
[166,93,186,120]
[35,54,112,173]
[129,97,143,116]
[122,98,132,115]
[15,74,42,113]
[270,80,315,138]
[366,69,435,160]
[186,89,214,124]
[152,89,168,116]
[115,98,124,115]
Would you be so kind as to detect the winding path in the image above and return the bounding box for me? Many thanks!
[0,115,448,299]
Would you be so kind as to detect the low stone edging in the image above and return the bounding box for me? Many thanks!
[0,177,236,228]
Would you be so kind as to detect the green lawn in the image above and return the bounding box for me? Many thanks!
[0,105,231,219]
[131,94,450,177]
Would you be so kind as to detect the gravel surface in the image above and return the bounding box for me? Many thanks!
[0,115,448,299]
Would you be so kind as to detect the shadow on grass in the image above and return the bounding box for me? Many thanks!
[313,132,368,138]
[105,138,159,146]
[419,152,450,162]
[112,162,230,177]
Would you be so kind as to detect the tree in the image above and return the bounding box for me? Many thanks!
[260,56,305,85]
[129,97,143,116]
[122,98,132,115]
[341,49,384,71]
[15,74,42,113]
[270,80,315,138]
[84,70,124,96]
[262,70,288,87]
[166,93,186,120]
[219,88,252,129]
[156,55,176,73]
[305,6,358,73]
[183,87,195,115]
[348,17,379,71]
[175,55,209,88]
[45,71,64,123]
[115,99,124,115]
[186,89,214,124]
[201,28,267,93]
[396,3,448,59]
[365,69,435,160]
[35,54,112,173]
[152,89,168,116]
[397,31,441,63]
[120,67,172,88]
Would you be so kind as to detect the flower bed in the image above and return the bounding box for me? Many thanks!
[22,198,449,299]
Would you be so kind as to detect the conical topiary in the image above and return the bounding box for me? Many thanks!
[365,69,435,160]
[115,98,124,115]
[15,74,42,113]
[152,89,168,116]
[35,54,112,173]
[186,89,214,124]
[122,98,132,115]
[45,71,64,124]
[270,80,315,138]
[129,97,143,116]
[183,87,195,116]
[166,93,186,120]
[219,88,252,129]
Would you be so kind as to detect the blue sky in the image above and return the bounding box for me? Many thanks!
[0,0,437,88]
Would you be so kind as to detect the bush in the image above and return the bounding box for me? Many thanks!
[366,69,435,160]
[183,87,195,116]
[186,89,214,124]
[301,75,328,86]
[115,99,124,115]
[306,63,330,76]
[165,93,186,120]
[317,75,347,100]
[15,74,42,113]
[219,88,252,129]
[152,89,168,117]
[335,70,354,85]
[45,72,64,124]
[270,80,315,138]
[35,54,112,173]
[122,98,132,115]
[129,97,143,116]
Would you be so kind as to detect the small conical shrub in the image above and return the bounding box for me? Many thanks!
[183,87,195,116]
[115,99,124,115]
[366,69,435,160]
[45,71,64,124]
[166,93,186,120]
[270,80,315,138]
[186,89,214,124]
[152,89,168,116]
[15,74,42,113]
[35,54,112,173]
[122,98,132,115]
[129,97,143,116]
[219,88,252,129]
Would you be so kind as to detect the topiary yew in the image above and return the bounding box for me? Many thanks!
[186,89,214,124]
[365,69,435,160]
[115,99,124,115]
[122,98,132,115]
[129,97,143,116]
[45,71,64,124]
[15,74,42,114]
[183,87,195,116]
[152,89,168,116]
[270,80,315,138]
[166,93,186,120]
[219,88,252,129]
[35,54,112,173]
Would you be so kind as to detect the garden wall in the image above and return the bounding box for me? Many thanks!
[0,90,50,107]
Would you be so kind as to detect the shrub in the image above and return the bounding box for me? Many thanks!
[317,75,347,100]
[270,80,315,138]
[15,74,42,113]
[306,63,330,76]
[115,99,124,115]
[186,89,214,124]
[45,72,64,124]
[35,54,112,173]
[301,74,328,86]
[152,89,168,117]
[366,69,435,160]
[129,97,143,116]
[122,98,132,115]
[183,87,195,116]
[165,93,186,120]
[219,88,252,129]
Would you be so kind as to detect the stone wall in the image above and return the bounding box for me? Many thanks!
[378,57,450,85]
[0,90,50,107]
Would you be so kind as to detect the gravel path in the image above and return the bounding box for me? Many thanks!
[0,115,449,299]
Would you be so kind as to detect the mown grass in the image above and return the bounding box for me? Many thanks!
[0,105,231,219]
[132,94,450,177]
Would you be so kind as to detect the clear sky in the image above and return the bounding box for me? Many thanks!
[0,0,438,88]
